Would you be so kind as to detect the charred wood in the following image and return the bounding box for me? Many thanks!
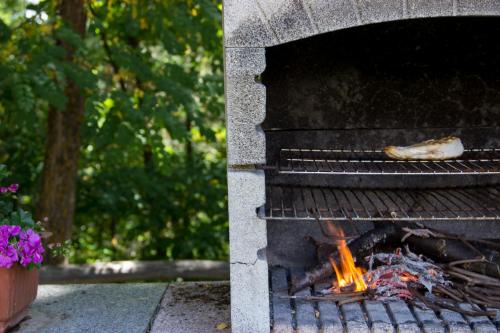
[292,224,401,293]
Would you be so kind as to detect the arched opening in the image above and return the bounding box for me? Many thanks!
[262,17,500,267]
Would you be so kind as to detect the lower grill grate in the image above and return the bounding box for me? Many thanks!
[260,186,500,222]
[270,267,500,333]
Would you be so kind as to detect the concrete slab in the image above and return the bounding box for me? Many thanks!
[150,282,230,333]
[14,283,166,333]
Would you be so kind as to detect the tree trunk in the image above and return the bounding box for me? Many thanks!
[37,0,86,264]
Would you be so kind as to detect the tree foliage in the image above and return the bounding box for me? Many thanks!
[0,0,226,263]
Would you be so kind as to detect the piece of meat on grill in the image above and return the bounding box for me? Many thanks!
[384,136,464,160]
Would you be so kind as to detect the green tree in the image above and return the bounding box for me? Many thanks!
[0,0,226,263]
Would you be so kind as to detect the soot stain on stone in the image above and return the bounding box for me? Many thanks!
[171,283,230,308]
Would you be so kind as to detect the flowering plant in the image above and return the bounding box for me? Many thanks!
[0,165,45,269]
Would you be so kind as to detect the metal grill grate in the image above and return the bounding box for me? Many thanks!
[270,267,500,332]
[259,186,500,221]
[273,148,500,175]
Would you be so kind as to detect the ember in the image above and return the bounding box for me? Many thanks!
[363,246,449,301]
[296,222,500,317]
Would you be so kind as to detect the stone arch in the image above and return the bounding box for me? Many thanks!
[223,0,500,47]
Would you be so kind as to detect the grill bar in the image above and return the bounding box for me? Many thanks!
[273,148,500,175]
[259,186,500,221]
[270,267,498,333]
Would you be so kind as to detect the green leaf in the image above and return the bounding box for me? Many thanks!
[54,26,84,49]
[0,18,11,43]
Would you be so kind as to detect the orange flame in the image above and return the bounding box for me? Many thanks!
[327,224,367,292]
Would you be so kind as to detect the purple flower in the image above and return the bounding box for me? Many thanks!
[9,225,21,236]
[0,225,45,268]
[18,228,44,267]
[7,184,18,193]
[0,184,19,194]
[0,245,18,268]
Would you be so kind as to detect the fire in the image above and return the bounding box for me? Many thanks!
[328,225,367,292]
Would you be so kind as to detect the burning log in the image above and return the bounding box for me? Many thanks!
[294,221,500,317]
[296,222,500,294]
[291,224,401,293]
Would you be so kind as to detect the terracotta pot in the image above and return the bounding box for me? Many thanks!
[0,265,38,333]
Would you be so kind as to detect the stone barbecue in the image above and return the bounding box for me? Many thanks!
[223,1,500,332]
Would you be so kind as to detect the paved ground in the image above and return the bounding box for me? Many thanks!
[11,282,230,333]
[150,282,230,333]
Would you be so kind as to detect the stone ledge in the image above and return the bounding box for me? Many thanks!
[150,282,230,333]
[16,283,166,333]
[14,282,232,333]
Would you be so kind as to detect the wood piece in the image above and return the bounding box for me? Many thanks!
[40,260,229,284]
[340,302,370,333]
[386,300,420,333]
[315,283,343,333]
[291,224,402,293]
[271,267,294,333]
[291,268,319,333]
[405,237,500,279]
[363,300,394,333]
[486,308,500,330]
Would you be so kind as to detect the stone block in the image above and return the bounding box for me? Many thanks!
[230,260,270,333]
[257,0,316,44]
[228,169,266,264]
[223,0,276,47]
[224,0,500,48]
[355,0,406,23]
[456,0,500,16]
[303,0,360,34]
[407,0,454,17]
[225,48,266,166]
[228,169,269,332]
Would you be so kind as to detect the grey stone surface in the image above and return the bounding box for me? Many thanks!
[225,48,266,166]
[456,0,500,15]
[459,304,498,333]
[439,308,472,333]
[227,170,270,333]
[407,0,454,17]
[290,269,318,333]
[227,169,266,264]
[223,0,500,47]
[363,301,393,333]
[355,0,406,23]
[230,260,270,333]
[386,301,421,332]
[303,0,360,34]
[223,0,277,48]
[150,282,230,333]
[340,302,370,333]
[271,268,294,333]
[257,0,316,43]
[16,283,165,333]
[412,302,445,333]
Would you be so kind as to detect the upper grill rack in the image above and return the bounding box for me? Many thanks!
[273,148,500,175]
[259,185,500,221]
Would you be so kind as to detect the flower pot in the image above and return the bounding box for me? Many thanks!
[0,265,38,333]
